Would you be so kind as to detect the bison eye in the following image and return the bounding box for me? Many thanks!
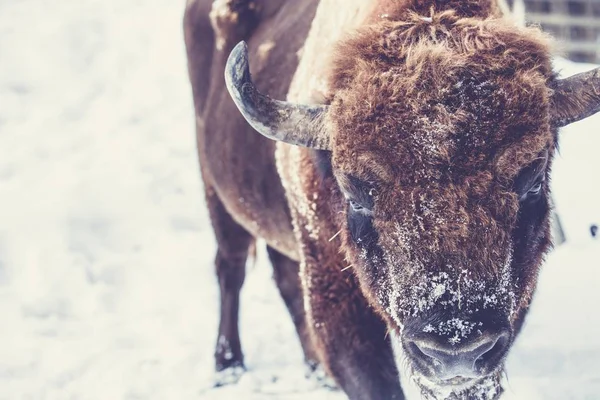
[520,180,544,202]
[528,181,543,196]
[349,199,373,216]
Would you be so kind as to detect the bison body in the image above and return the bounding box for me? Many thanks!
[184,1,600,399]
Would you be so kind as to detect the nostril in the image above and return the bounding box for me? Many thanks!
[474,332,509,370]
[407,340,455,375]
[408,341,440,366]
[406,331,511,379]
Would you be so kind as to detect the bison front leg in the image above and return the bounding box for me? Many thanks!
[204,183,255,385]
[303,251,405,400]
[267,246,319,369]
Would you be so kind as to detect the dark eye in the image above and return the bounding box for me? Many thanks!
[349,199,373,216]
[349,199,363,212]
[528,181,543,196]
[520,180,544,202]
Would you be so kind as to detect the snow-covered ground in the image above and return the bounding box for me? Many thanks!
[0,1,598,399]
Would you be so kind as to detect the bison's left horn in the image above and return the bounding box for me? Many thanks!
[551,67,600,127]
[224,41,331,150]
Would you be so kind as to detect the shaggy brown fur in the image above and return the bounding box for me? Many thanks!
[327,8,555,309]
[185,0,592,399]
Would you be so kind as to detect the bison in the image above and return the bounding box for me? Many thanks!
[183,0,600,399]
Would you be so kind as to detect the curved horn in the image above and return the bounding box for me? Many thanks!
[551,67,600,128]
[224,41,331,150]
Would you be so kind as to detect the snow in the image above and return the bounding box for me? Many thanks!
[0,1,598,399]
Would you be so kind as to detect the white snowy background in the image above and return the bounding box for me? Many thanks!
[0,1,598,399]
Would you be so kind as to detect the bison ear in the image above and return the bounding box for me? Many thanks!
[550,67,600,128]
[224,41,331,150]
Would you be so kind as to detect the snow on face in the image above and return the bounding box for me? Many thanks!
[414,372,502,400]
[378,244,516,335]
[342,177,519,340]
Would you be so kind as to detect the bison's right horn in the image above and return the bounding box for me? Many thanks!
[224,41,331,150]
[550,67,600,127]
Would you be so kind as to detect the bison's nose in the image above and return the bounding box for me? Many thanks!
[406,331,509,380]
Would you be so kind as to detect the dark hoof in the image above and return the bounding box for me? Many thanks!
[214,334,244,386]
[213,362,246,387]
[304,361,338,390]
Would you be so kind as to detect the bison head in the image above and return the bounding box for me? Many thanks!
[225,13,600,399]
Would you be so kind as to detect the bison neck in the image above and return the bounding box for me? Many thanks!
[287,0,504,105]
[378,0,504,19]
